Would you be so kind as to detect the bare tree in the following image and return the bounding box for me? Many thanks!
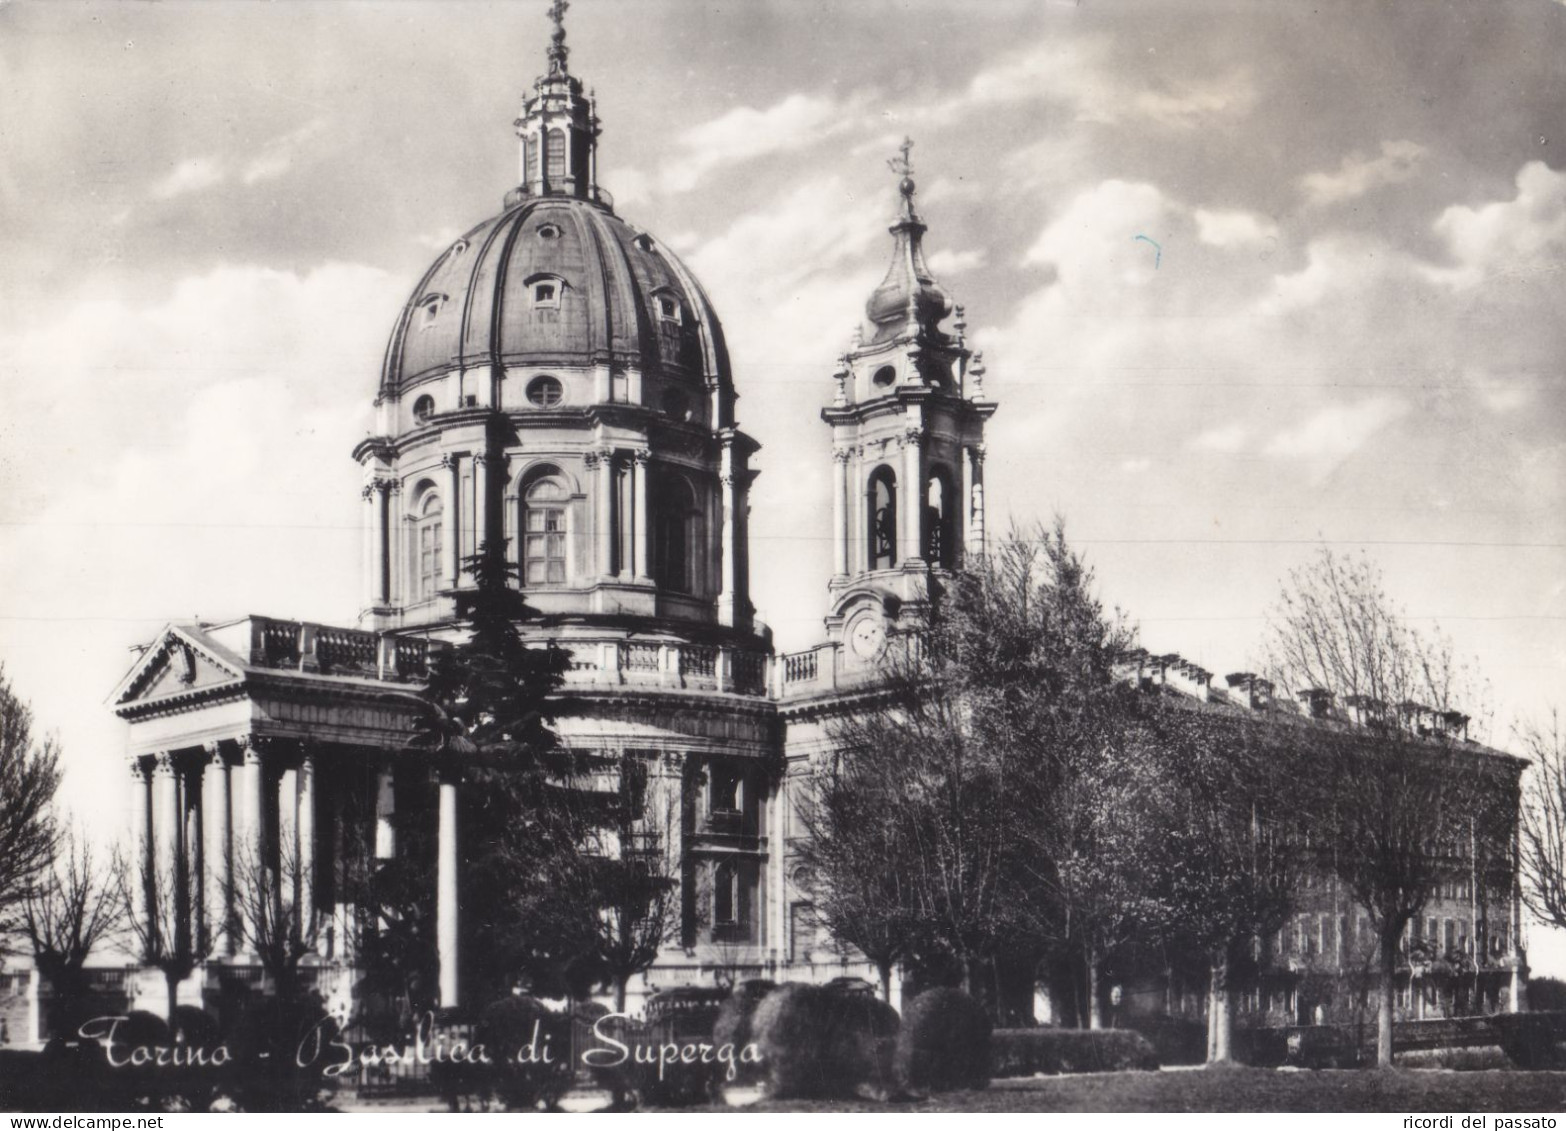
[796,754,919,1002]
[1147,707,1300,1064]
[1519,711,1566,930]
[0,664,61,951]
[22,825,125,1035]
[118,850,215,1022]
[1262,547,1507,1067]
[570,751,683,1012]
[232,835,324,1001]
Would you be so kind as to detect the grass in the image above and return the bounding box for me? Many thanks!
[722,1068,1566,1113]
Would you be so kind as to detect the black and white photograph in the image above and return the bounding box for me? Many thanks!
[1,0,1564,1116]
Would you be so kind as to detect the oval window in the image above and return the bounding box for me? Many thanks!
[872,365,896,387]
[527,376,564,407]
[412,394,436,423]
[536,223,562,240]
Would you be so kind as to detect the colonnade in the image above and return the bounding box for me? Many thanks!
[830,438,985,577]
[126,739,463,1009]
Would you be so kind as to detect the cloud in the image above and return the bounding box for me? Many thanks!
[242,118,327,185]
[150,157,225,200]
[1263,396,1410,469]
[1430,160,1566,287]
[961,36,1254,129]
[658,93,866,194]
[1194,208,1278,249]
[1189,423,1250,452]
[1299,140,1426,208]
[147,119,328,200]
[414,225,462,251]
[926,248,987,275]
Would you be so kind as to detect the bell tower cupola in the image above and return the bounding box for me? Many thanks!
[506,0,607,208]
[821,139,997,654]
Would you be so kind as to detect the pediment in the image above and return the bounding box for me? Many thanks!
[110,626,246,709]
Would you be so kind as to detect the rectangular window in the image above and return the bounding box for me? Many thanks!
[525,508,566,585]
[419,521,441,598]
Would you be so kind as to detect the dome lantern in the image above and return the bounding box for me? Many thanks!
[508,0,607,209]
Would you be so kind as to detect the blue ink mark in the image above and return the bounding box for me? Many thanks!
[1133,234,1161,269]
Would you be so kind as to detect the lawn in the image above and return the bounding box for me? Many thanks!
[731,1069,1566,1113]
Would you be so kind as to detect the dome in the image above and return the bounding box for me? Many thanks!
[379,197,731,399]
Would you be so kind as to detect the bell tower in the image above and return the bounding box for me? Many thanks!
[822,140,997,662]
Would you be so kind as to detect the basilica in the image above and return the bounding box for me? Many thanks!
[69,9,1524,1035]
[99,10,991,1021]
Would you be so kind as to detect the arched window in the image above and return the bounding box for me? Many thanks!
[867,466,897,570]
[924,466,956,568]
[416,491,443,600]
[654,473,703,595]
[546,129,566,181]
[522,476,568,586]
[525,135,539,185]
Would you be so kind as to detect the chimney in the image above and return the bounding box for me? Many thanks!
[1297,687,1334,720]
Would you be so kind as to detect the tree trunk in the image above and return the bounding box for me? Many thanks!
[1086,951,1102,1031]
[614,975,628,1014]
[877,960,892,1004]
[1377,929,1397,1068]
[1208,956,1233,1065]
[165,969,181,1025]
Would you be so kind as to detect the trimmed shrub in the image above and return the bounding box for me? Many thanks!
[1492,1012,1566,1070]
[1125,1017,1206,1067]
[471,995,575,1110]
[711,980,776,1088]
[990,1028,1158,1078]
[895,987,992,1094]
[751,982,900,1099]
[224,994,341,1112]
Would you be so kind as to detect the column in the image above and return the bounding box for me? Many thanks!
[361,484,377,611]
[961,444,976,561]
[849,448,864,576]
[632,450,651,581]
[297,754,316,930]
[831,448,850,578]
[182,756,205,955]
[238,742,266,900]
[388,480,405,606]
[444,454,461,588]
[202,745,232,955]
[901,427,924,564]
[375,481,392,605]
[591,448,615,577]
[718,441,737,626]
[970,444,983,560]
[472,454,490,558]
[374,766,397,860]
[154,756,179,904]
[130,759,153,944]
[437,771,460,1009]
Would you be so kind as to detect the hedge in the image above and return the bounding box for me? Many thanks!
[1492,1011,1566,1070]
[990,1028,1159,1077]
[895,987,991,1094]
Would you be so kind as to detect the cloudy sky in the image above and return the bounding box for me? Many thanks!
[1,0,1563,955]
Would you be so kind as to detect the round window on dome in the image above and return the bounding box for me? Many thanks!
[527,376,564,408]
[872,365,897,387]
[412,394,436,423]
[536,223,562,240]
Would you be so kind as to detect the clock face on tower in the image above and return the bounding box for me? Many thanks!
[848,612,886,661]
